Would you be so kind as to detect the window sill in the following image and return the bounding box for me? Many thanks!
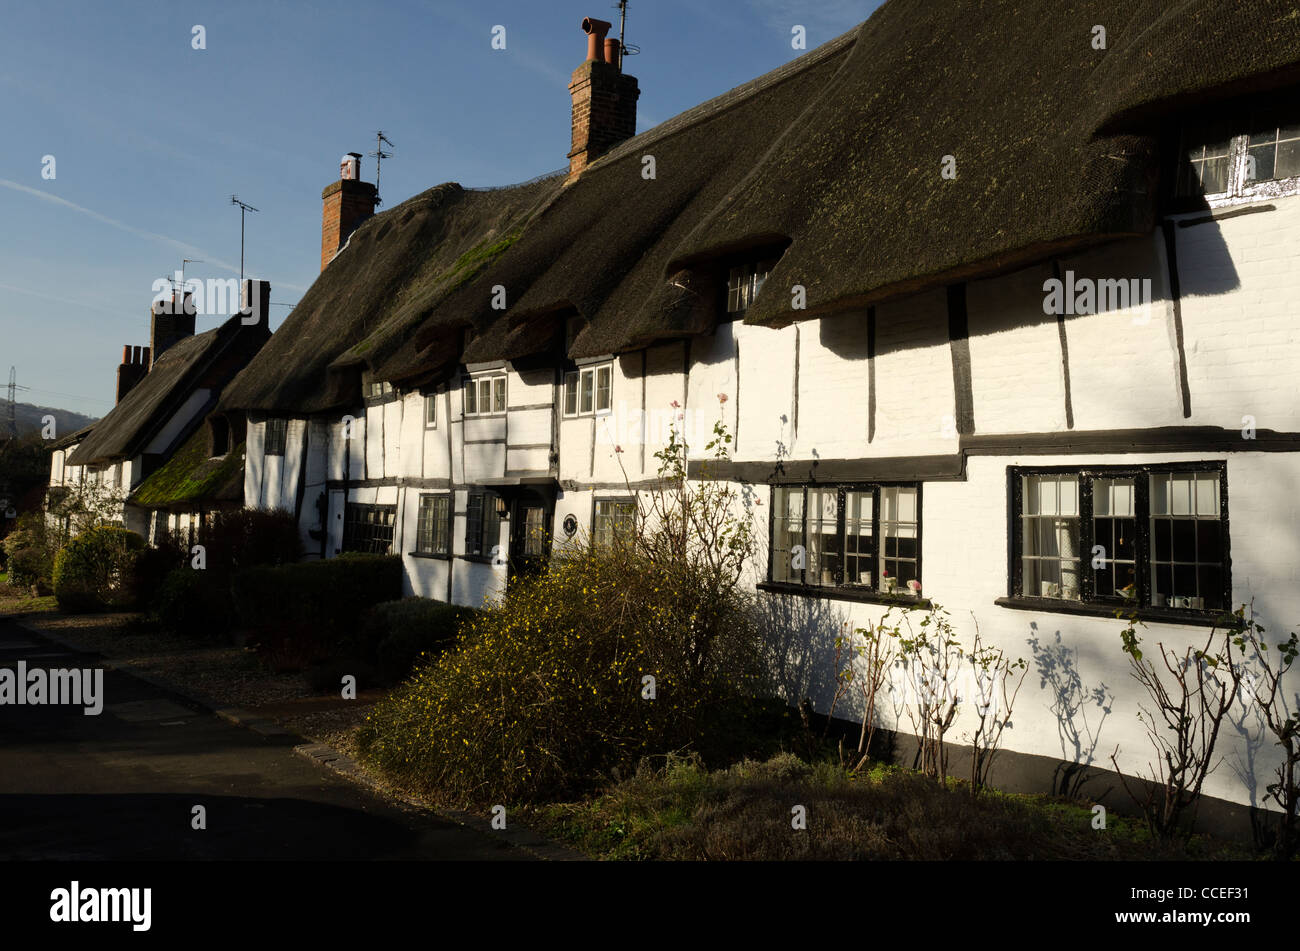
[994,596,1229,627]
[457,554,503,566]
[407,551,451,561]
[757,581,930,609]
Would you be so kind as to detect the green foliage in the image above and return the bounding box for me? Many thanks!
[52,526,147,612]
[359,547,766,805]
[200,508,302,582]
[154,567,232,640]
[233,554,402,669]
[0,511,58,590]
[358,598,480,684]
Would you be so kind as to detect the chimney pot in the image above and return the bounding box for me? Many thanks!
[121,345,131,365]
[582,17,612,61]
[604,37,620,67]
[341,153,362,181]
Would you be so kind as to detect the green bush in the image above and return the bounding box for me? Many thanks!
[132,531,189,610]
[1,511,58,590]
[359,598,479,684]
[154,567,231,640]
[199,508,301,581]
[51,526,147,612]
[234,554,403,669]
[358,549,765,805]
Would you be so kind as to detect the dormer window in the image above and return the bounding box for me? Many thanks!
[464,373,506,418]
[210,417,230,457]
[365,381,393,398]
[726,259,776,314]
[1176,100,1300,202]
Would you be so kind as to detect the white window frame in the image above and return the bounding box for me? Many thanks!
[464,373,507,418]
[424,392,438,429]
[726,259,776,315]
[1177,107,1300,207]
[563,363,613,418]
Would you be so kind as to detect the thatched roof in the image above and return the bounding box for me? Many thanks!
[69,312,269,467]
[220,0,1300,409]
[130,429,245,509]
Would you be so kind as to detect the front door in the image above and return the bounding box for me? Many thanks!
[508,497,551,583]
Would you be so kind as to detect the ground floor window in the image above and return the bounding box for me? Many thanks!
[1010,463,1229,613]
[415,494,450,556]
[592,498,637,551]
[769,483,921,597]
[465,490,503,559]
[342,502,396,555]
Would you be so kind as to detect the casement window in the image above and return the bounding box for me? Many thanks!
[265,418,287,456]
[593,499,637,551]
[424,393,438,429]
[465,490,503,559]
[365,381,393,398]
[415,493,450,556]
[768,484,922,598]
[342,502,396,555]
[1008,463,1229,614]
[563,364,613,417]
[464,374,506,418]
[1177,102,1300,201]
[726,258,777,315]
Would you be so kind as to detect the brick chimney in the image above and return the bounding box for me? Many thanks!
[321,153,378,271]
[567,17,639,181]
[116,345,148,404]
[150,291,195,364]
[238,278,271,330]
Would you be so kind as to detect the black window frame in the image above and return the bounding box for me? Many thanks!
[758,482,927,606]
[464,489,503,562]
[999,461,1232,625]
[264,418,287,456]
[341,502,396,555]
[413,492,451,558]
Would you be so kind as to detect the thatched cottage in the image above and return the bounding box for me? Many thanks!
[210,1,1300,828]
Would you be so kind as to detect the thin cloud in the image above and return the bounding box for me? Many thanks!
[746,0,877,40]
[0,179,243,276]
[0,280,123,318]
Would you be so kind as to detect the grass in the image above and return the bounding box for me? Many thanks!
[0,573,57,616]
[530,752,1254,861]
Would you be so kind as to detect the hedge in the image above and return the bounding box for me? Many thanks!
[234,554,403,668]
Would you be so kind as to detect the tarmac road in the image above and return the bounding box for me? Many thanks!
[0,617,526,861]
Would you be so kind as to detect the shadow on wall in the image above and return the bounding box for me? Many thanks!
[1025,622,1116,800]
[752,590,849,713]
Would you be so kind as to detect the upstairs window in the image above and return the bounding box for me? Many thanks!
[464,374,506,418]
[768,483,922,598]
[210,417,230,456]
[563,364,613,417]
[424,393,438,429]
[1177,101,1300,201]
[1009,463,1229,614]
[726,258,777,315]
[264,418,287,455]
[365,381,393,398]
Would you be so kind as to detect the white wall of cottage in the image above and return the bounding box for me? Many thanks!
[233,191,1300,812]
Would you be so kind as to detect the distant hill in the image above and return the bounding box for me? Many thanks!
[0,401,98,440]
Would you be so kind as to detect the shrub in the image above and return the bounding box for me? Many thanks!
[132,530,189,611]
[199,508,301,581]
[359,598,479,684]
[359,547,766,805]
[234,554,402,669]
[154,567,231,640]
[51,526,147,612]
[1,511,58,591]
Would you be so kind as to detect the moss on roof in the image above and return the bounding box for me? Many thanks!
[130,429,245,508]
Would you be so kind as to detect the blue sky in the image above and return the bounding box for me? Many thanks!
[0,0,879,419]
